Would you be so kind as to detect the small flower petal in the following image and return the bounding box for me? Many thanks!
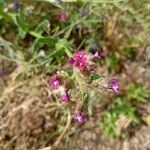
[93,51,101,58]
[61,91,70,103]
[48,75,60,90]
[73,113,87,123]
[59,11,68,22]
[109,79,119,93]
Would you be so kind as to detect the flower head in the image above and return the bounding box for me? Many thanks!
[48,75,60,90]
[109,79,119,93]
[59,11,68,22]
[69,50,89,71]
[61,91,70,103]
[73,113,87,123]
[13,0,19,11]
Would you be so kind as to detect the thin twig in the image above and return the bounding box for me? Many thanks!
[52,110,71,150]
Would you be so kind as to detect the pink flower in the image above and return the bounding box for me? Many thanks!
[109,79,119,93]
[69,50,89,71]
[61,91,70,103]
[91,50,108,59]
[59,11,68,22]
[73,113,87,123]
[93,51,101,58]
[48,75,60,90]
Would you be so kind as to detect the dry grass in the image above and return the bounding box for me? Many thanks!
[0,70,72,149]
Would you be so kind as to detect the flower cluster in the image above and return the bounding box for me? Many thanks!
[69,50,89,71]
[48,74,87,123]
[48,50,119,123]
[68,50,101,71]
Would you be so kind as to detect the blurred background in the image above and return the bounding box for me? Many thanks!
[0,0,150,149]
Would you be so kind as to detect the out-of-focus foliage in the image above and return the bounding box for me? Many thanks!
[101,83,149,138]
[101,96,139,138]
[127,84,149,102]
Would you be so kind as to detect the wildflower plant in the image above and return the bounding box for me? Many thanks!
[48,49,119,122]
[0,0,149,149]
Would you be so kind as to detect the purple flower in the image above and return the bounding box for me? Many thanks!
[13,0,19,11]
[69,50,89,71]
[109,79,119,93]
[48,75,60,90]
[73,113,87,123]
[61,91,70,103]
[59,11,68,22]
[93,51,101,58]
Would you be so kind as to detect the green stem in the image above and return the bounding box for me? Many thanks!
[64,47,84,100]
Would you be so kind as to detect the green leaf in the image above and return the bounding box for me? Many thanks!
[0,37,16,59]
[55,39,72,57]
[33,37,56,51]
[127,84,149,102]
[0,4,12,21]
[15,15,28,32]
[123,47,134,58]
[35,19,50,35]
[55,39,69,50]
[10,14,28,38]
[0,0,4,4]
[90,74,103,81]
[107,53,119,72]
